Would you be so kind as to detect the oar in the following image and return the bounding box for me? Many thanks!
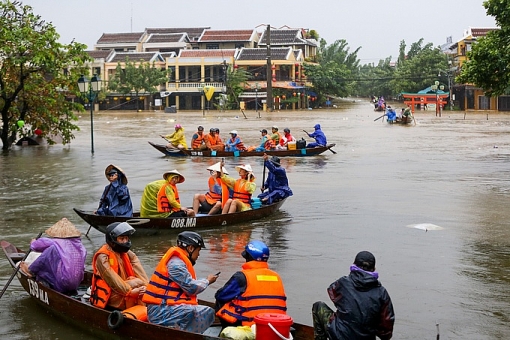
[374,114,386,122]
[327,146,337,154]
[0,232,43,299]
[261,155,267,192]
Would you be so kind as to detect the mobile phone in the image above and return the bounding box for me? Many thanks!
[221,157,225,162]
[215,271,221,276]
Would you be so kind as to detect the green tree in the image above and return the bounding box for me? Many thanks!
[0,0,89,150]
[224,66,251,109]
[457,0,505,95]
[108,58,170,109]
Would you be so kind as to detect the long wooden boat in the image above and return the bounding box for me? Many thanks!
[1,240,314,340]
[149,141,337,157]
[387,114,415,125]
[74,199,287,234]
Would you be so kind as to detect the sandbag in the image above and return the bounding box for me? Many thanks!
[220,326,255,339]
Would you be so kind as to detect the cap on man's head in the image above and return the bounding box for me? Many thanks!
[272,125,278,131]
[198,126,204,131]
[260,129,267,134]
[354,251,376,271]
[230,130,238,135]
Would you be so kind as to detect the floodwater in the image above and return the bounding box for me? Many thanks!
[1,101,509,339]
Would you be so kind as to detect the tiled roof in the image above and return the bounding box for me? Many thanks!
[470,27,498,37]
[96,32,144,44]
[160,52,177,58]
[87,50,113,59]
[258,29,302,45]
[200,30,254,42]
[146,33,187,43]
[145,27,209,39]
[108,52,163,63]
[237,47,292,61]
[179,49,236,58]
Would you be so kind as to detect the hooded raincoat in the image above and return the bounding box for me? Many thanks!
[306,124,327,148]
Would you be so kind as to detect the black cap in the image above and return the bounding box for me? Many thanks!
[270,156,280,166]
[107,169,118,175]
[354,251,376,271]
[198,126,204,131]
[260,129,267,133]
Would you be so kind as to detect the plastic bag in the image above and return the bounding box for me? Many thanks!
[219,325,255,339]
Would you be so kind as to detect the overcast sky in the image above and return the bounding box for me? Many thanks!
[21,0,496,64]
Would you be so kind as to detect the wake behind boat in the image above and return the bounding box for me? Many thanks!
[149,141,337,157]
[1,240,315,340]
[74,199,287,234]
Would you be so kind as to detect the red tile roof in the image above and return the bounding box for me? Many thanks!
[87,50,113,59]
[470,27,498,37]
[200,30,254,42]
[96,32,144,44]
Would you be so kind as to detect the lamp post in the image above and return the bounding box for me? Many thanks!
[430,80,445,117]
[254,82,261,118]
[438,70,454,110]
[198,84,205,116]
[78,74,102,154]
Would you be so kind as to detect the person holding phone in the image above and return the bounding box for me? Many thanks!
[219,160,256,214]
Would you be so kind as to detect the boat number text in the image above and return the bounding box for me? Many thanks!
[28,279,49,305]
[171,217,196,228]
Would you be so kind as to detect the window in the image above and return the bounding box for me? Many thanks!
[206,44,219,49]
[235,43,244,49]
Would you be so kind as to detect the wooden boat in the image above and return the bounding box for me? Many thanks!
[74,199,287,234]
[1,240,315,340]
[149,141,337,157]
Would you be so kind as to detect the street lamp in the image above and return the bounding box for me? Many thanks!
[438,70,454,110]
[431,80,445,117]
[78,74,102,154]
[254,82,261,118]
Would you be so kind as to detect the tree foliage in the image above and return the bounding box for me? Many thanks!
[0,0,89,150]
[457,0,506,96]
[223,66,251,109]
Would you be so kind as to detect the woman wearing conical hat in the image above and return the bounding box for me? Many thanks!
[96,164,133,217]
[19,218,87,294]
[220,161,256,214]
[140,170,195,218]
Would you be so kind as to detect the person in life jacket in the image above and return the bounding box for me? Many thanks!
[204,127,225,151]
[276,127,296,150]
[90,222,149,310]
[270,125,281,146]
[191,125,207,150]
[161,124,187,150]
[225,130,247,152]
[142,231,219,334]
[220,162,257,214]
[140,169,195,218]
[215,240,287,328]
[192,162,232,215]
[247,129,270,152]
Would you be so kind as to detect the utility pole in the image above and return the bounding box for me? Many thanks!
[266,24,273,112]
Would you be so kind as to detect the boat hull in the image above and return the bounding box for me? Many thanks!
[149,142,336,157]
[74,199,287,234]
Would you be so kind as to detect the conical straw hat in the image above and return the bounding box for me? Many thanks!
[45,218,82,238]
[105,164,128,185]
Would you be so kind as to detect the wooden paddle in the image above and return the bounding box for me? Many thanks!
[261,158,267,192]
[374,114,386,122]
[0,232,43,299]
[327,146,337,154]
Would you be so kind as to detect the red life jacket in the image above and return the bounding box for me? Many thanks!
[142,247,198,306]
[157,182,180,213]
[216,261,287,326]
[90,244,135,308]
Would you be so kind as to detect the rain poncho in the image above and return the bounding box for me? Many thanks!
[140,179,180,218]
[165,128,188,149]
[258,160,293,204]
[29,237,87,293]
[97,175,133,217]
[306,124,327,147]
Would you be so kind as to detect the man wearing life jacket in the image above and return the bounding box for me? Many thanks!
[191,125,207,150]
[220,162,256,214]
[140,169,195,218]
[192,162,231,215]
[90,222,149,310]
[142,231,219,334]
[225,130,247,152]
[204,127,224,151]
[161,124,187,150]
[276,127,296,150]
[270,125,281,146]
[215,240,287,327]
[248,129,269,152]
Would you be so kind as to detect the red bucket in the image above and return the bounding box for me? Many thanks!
[254,313,293,340]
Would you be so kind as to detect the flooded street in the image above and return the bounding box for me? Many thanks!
[1,101,509,339]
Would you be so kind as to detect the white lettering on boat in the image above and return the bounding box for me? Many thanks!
[28,279,49,305]
[171,218,196,228]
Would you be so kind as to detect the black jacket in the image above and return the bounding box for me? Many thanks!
[327,269,395,340]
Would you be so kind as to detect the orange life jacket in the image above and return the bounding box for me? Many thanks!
[90,244,135,308]
[191,131,205,149]
[205,133,221,147]
[264,139,275,150]
[142,247,198,306]
[233,179,252,204]
[157,182,180,213]
[216,261,287,326]
[205,176,229,208]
